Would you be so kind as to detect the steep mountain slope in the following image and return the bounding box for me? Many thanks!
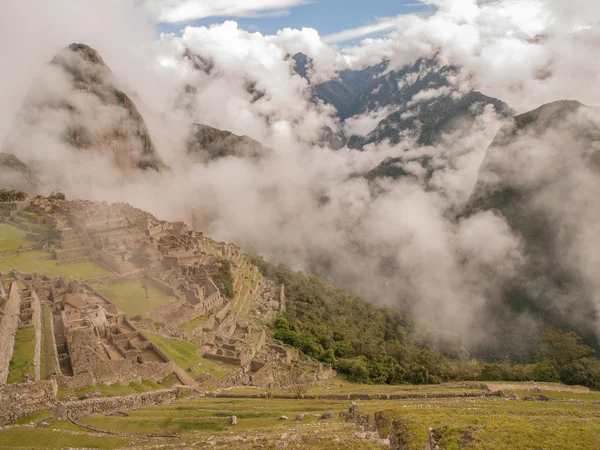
[0,153,38,192]
[311,57,511,152]
[186,123,271,162]
[464,100,600,357]
[3,43,168,174]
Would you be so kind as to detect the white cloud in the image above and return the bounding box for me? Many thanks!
[323,15,420,44]
[144,0,310,23]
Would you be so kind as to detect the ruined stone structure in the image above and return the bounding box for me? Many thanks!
[0,196,335,424]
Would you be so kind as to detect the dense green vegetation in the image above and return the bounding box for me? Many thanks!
[0,189,27,202]
[212,260,234,299]
[253,257,600,388]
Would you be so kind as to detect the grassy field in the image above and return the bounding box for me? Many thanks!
[0,223,33,251]
[143,332,239,379]
[372,397,600,449]
[92,280,175,317]
[0,249,112,279]
[0,427,132,449]
[6,326,36,384]
[91,280,176,316]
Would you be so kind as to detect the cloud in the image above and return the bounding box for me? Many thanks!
[144,0,310,23]
[323,15,421,44]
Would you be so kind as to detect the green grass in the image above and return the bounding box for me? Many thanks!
[0,427,131,449]
[0,249,112,279]
[40,306,56,379]
[7,326,36,383]
[91,279,176,316]
[11,410,54,425]
[75,380,167,399]
[373,398,600,450]
[143,332,238,379]
[0,223,33,251]
[179,316,209,330]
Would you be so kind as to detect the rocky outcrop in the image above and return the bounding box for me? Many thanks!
[186,123,270,162]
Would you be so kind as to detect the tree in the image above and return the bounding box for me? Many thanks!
[539,327,594,366]
[128,248,152,274]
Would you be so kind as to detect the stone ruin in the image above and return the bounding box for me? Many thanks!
[1,196,335,397]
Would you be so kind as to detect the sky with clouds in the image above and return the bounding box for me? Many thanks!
[153,0,433,42]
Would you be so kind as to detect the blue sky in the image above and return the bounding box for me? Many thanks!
[157,1,431,43]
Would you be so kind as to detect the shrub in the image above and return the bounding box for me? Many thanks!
[480,364,504,381]
[531,360,560,382]
[560,362,588,386]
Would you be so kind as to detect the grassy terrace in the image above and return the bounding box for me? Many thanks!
[0,428,132,449]
[40,306,56,379]
[2,383,600,449]
[0,249,111,279]
[179,316,209,330]
[7,326,36,383]
[0,223,33,251]
[144,332,238,379]
[91,279,176,316]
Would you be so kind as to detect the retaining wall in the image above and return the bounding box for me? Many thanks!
[57,360,176,390]
[0,283,21,383]
[61,387,190,417]
[0,379,57,425]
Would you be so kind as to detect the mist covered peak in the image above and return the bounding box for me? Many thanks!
[2,42,168,182]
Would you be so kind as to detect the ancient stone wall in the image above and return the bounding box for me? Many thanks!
[62,387,190,417]
[147,275,181,298]
[96,250,131,274]
[54,248,89,260]
[204,354,242,366]
[0,201,28,220]
[251,364,275,387]
[0,283,21,383]
[57,372,96,391]
[31,291,42,381]
[57,360,176,390]
[0,379,57,425]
